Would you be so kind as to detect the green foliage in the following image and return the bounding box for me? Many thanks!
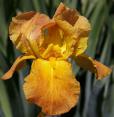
[0,0,114,117]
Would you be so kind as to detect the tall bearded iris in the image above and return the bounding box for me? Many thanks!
[1,3,111,116]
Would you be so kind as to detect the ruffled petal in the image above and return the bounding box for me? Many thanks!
[41,23,62,48]
[55,19,74,35]
[74,54,112,79]
[74,16,91,38]
[41,44,62,59]
[39,23,64,59]
[54,3,66,17]
[1,55,35,80]
[73,16,90,56]
[54,4,90,57]
[9,12,36,54]
[74,37,88,56]
[54,3,79,35]
[41,22,76,59]
[21,13,50,57]
[54,3,79,26]
[9,12,50,57]
[23,58,80,115]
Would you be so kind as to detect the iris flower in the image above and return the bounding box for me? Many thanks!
[1,3,111,116]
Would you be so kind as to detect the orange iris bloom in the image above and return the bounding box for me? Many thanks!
[1,3,111,116]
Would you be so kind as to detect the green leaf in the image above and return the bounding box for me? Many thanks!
[0,71,13,117]
[37,0,48,14]
[86,79,105,117]
[87,0,111,57]
[100,33,111,64]
[32,0,40,11]
[82,0,89,14]
[19,0,34,11]
[102,67,114,117]
[0,0,8,55]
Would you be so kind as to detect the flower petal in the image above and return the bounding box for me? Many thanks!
[9,12,50,57]
[41,24,62,48]
[1,55,35,80]
[23,13,51,57]
[74,16,91,38]
[23,58,80,115]
[41,23,76,59]
[55,19,74,35]
[9,12,36,53]
[41,44,62,59]
[54,3,79,35]
[73,16,90,56]
[39,23,64,59]
[54,3,79,26]
[54,3,66,17]
[74,37,88,56]
[74,54,112,79]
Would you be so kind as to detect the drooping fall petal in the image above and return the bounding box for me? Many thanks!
[23,58,80,115]
[1,55,35,80]
[74,54,112,79]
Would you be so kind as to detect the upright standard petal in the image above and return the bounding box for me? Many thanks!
[54,3,79,26]
[9,12,36,53]
[55,19,74,35]
[74,37,88,56]
[54,4,91,57]
[74,54,112,79]
[9,12,50,57]
[22,13,50,57]
[41,22,75,59]
[73,16,91,56]
[1,55,35,80]
[74,16,91,38]
[54,3,66,17]
[23,58,80,115]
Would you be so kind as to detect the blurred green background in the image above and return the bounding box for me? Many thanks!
[0,0,114,117]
